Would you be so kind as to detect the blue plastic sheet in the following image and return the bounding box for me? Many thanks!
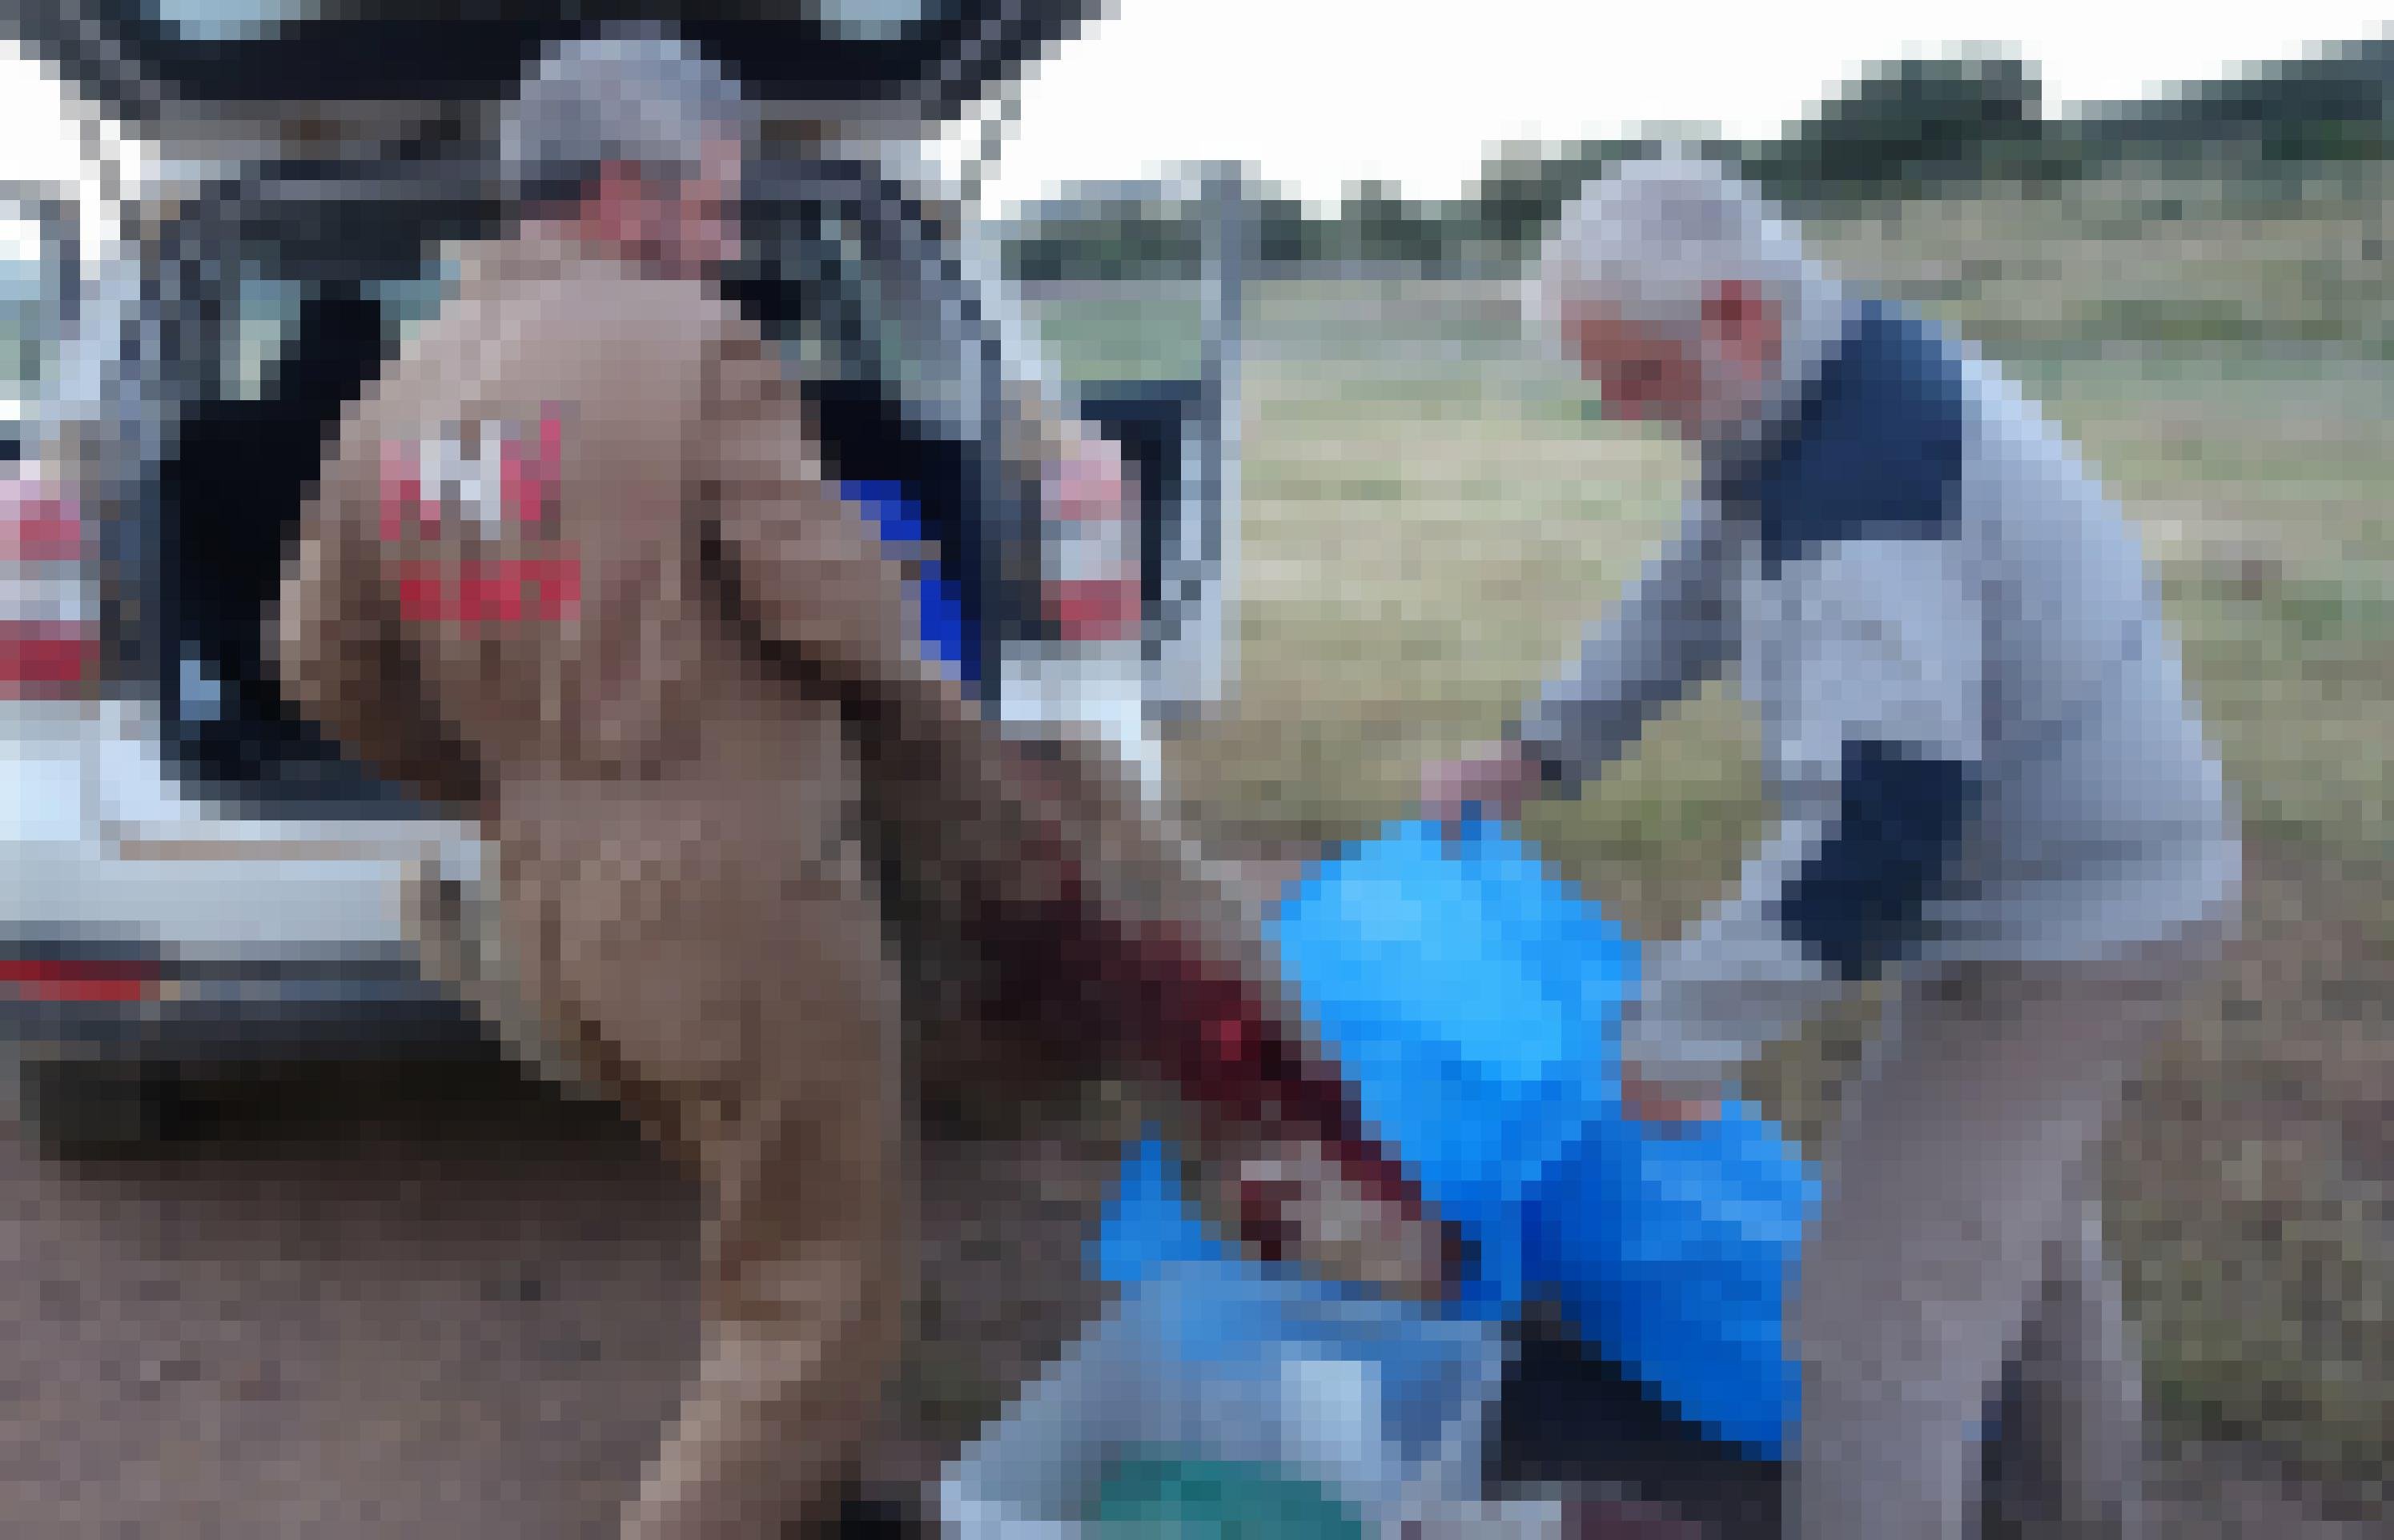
[1523,1104,1816,1455]
[1091,818,1819,1458]
[1267,819,1638,1317]
[1095,1133,1236,1288]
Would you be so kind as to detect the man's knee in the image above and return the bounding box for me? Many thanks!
[1789,1194,2046,1432]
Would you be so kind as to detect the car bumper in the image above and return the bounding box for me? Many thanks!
[3,957,488,1065]
[994,646,1164,800]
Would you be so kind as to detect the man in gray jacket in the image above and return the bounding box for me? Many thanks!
[1422,157,2238,1539]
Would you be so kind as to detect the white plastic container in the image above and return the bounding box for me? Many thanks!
[939,1257,1516,1539]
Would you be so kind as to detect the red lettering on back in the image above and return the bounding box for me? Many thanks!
[531,407,564,527]
[396,560,448,623]
[396,554,583,628]
[384,408,577,631]
[379,441,428,543]
[498,407,564,531]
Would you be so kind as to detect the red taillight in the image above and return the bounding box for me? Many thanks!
[0,623,98,693]
[1048,577,1143,640]
[0,959,161,1005]
[1,471,96,700]
[1042,435,1145,646]
[1044,514,1143,644]
[0,503,82,563]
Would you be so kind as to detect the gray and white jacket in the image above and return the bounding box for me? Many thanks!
[1516,296,2239,1093]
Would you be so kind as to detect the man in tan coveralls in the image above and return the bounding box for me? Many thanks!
[275,26,1445,1540]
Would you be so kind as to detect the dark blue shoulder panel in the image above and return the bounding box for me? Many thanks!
[1718,301,1969,579]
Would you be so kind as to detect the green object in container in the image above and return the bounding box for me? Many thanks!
[1087,1452,1368,1540]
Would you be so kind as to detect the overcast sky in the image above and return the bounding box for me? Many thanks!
[952,3,2392,214]
[5,4,2388,229]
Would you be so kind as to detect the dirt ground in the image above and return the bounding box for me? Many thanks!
[0,1054,1127,1539]
[0,1044,2378,1539]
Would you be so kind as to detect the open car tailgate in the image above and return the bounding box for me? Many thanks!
[18,1,1098,134]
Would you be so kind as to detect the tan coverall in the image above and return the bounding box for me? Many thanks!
[276,231,1434,1540]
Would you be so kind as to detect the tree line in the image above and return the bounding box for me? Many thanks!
[1002,37,2394,282]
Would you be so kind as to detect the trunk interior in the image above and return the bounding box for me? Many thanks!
[140,160,1032,816]
[147,178,484,815]
[15,0,1098,817]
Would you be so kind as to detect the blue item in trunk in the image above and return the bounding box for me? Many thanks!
[846,479,978,686]
[1092,818,1818,1459]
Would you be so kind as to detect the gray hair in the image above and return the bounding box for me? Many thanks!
[500,24,756,213]
[1529,155,1829,348]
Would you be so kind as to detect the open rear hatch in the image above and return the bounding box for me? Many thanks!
[18,1,1095,143]
[17,0,1095,810]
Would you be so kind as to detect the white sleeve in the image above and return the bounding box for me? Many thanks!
[1621,534,1986,1093]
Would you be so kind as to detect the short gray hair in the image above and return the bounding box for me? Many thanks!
[1530,155,1826,347]
[500,23,755,212]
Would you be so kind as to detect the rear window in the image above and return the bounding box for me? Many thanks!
[743,163,1009,441]
[183,169,485,409]
[203,162,1004,440]
[217,267,454,403]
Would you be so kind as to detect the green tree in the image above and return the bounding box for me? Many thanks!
[1341,180,1448,270]
[1761,52,2043,201]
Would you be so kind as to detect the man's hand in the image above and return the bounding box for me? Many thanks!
[1419,740,1544,831]
[1617,1059,1723,1133]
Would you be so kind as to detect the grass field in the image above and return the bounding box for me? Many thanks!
[1022,187,2392,1506]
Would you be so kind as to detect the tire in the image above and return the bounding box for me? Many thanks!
[9,1054,184,1158]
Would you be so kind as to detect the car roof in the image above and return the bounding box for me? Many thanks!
[17,1,1097,135]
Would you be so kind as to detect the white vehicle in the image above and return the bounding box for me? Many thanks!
[5,1,1243,1150]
